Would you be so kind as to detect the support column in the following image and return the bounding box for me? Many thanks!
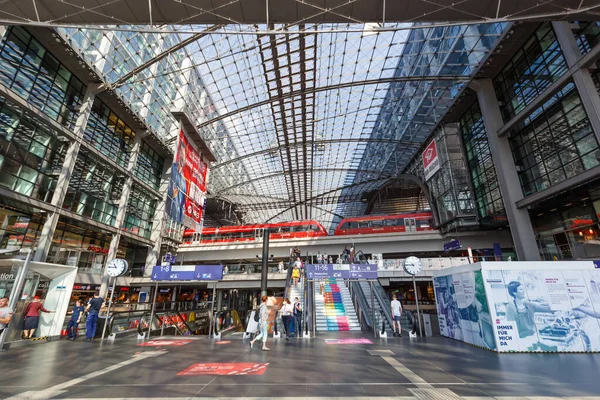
[471,79,540,261]
[552,21,600,146]
[99,133,144,297]
[34,83,99,262]
[144,158,173,276]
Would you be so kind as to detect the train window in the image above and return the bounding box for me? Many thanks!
[339,222,350,230]
[371,219,384,227]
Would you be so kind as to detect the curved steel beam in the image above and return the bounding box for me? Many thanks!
[191,75,468,135]
[214,168,393,196]
[212,138,423,169]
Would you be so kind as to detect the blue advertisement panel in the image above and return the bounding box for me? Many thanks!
[151,265,223,281]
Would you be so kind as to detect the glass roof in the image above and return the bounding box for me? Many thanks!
[58,22,507,232]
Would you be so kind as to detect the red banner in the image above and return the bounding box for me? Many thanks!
[167,128,208,230]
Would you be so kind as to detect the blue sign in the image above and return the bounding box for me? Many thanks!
[305,264,349,280]
[305,264,378,280]
[444,239,461,252]
[348,264,378,279]
[151,265,223,281]
[594,260,600,269]
[164,253,177,264]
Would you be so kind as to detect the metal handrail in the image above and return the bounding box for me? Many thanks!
[350,281,373,330]
[371,281,394,333]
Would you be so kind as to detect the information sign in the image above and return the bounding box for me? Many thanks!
[151,265,223,281]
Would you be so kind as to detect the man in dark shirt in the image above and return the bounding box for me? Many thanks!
[67,300,84,340]
[84,292,104,342]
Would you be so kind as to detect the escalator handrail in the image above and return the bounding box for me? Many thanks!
[371,281,394,333]
[304,275,311,335]
[284,255,295,299]
[107,306,209,337]
[350,281,373,329]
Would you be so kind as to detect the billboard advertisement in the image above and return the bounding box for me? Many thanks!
[433,271,496,350]
[166,128,208,231]
[482,269,600,352]
[422,139,441,181]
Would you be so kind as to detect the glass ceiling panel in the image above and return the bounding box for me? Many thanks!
[58,22,507,231]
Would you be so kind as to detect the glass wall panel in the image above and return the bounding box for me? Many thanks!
[122,185,157,239]
[0,27,86,129]
[572,21,600,55]
[509,84,600,196]
[458,101,507,225]
[84,98,135,168]
[135,141,163,190]
[63,149,125,226]
[493,23,567,122]
[0,96,67,202]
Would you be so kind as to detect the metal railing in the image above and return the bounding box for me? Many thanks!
[350,280,373,332]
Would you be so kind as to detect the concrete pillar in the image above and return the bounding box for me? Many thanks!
[471,79,540,261]
[552,21,600,146]
[144,158,173,276]
[34,84,98,262]
[216,290,223,312]
[99,133,144,297]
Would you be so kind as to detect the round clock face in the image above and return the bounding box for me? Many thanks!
[403,256,422,275]
[106,259,129,277]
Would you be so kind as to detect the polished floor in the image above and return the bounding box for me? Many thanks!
[2,331,600,399]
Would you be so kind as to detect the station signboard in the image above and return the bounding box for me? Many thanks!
[151,265,223,281]
[305,264,377,280]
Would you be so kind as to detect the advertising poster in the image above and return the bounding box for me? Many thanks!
[433,276,463,341]
[166,129,208,231]
[422,139,441,181]
[481,269,600,352]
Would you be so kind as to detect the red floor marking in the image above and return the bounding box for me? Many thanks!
[324,338,373,344]
[137,340,193,347]
[177,363,269,376]
[215,341,231,344]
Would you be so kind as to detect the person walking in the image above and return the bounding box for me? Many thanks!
[293,297,303,336]
[0,296,12,336]
[84,292,104,342]
[292,266,300,287]
[391,294,403,337]
[67,300,84,340]
[23,296,53,339]
[250,295,270,351]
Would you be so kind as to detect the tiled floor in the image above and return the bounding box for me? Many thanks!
[2,332,600,399]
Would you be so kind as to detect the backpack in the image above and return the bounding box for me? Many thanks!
[253,309,260,322]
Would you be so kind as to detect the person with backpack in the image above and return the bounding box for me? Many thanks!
[250,295,270,351]
[293,297,303,336]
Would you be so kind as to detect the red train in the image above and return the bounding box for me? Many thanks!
[333,211,434,235]
[182,211,435,244]
[183,220,328,244]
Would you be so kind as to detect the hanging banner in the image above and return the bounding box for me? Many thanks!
[422,139,441,181]
[166,128,208,231]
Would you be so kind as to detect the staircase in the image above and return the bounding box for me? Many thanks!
[315,278,360,331]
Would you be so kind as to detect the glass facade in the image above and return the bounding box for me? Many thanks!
[494,23,567,122]
[84,97,136,168]
[509,84,600,196]
[0,27,86,129]
[122,185,157,239]
[135,141,164,190]
[458,101,507,225]
[0,96,67,202]
[63,149,125,225]
[572,21,600,55]
[406,124,477,231]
